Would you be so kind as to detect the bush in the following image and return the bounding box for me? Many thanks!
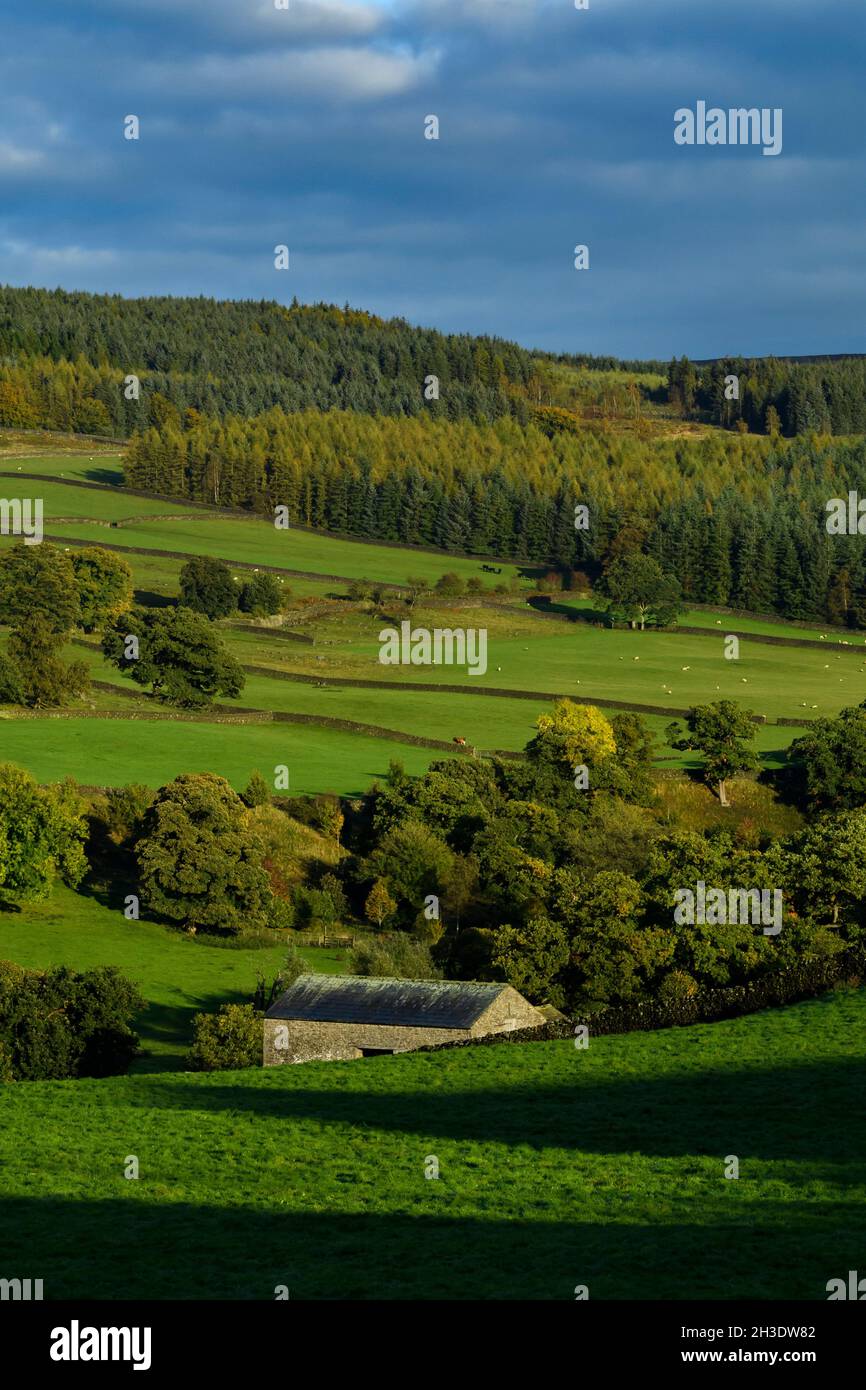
[657,970,699,1005]
[238,572,283,617]
[0,961,144,1080]
[242,769,272,808]
[434,572,465,597]
[186,1002,263,1071]
[348,935,441,980]
[102,783,155,842]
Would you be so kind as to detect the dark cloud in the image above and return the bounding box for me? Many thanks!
[0,0,863,354]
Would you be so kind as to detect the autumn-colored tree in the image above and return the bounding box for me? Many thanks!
[365,879,397,929]
[528,699,617,770]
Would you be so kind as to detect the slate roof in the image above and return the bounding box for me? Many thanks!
[265,974,511,1030]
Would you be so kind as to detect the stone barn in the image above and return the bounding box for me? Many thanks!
[263,974,545,1066]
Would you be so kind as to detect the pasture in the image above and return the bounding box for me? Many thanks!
[0,986,862,1298]
[2,441,863,783]
[0,716,449,795]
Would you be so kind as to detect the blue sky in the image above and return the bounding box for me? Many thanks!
[0,0,863,357]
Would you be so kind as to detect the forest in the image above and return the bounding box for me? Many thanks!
[667,354,866,435]
[124,406,866,625]
[0,284,537,430]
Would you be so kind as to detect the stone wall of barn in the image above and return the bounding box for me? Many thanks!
[469,986,546,1035]
[263,1018,472,1066]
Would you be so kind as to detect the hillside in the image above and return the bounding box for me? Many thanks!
[1,987,863,1300]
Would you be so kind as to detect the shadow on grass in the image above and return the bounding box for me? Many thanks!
[128,1051,866,1174]
[131,993,253,1073]
[0,1193,860,1299]
[82,468,123,485]
[133,588,176,609]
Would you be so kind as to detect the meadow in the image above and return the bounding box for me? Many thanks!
[3,444,865,788]
[0,986,862,1299]
[0,714,448,795]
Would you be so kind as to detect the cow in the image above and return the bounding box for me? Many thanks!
[452,736,467,747]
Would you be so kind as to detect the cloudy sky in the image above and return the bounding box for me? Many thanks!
[0,0,863,357]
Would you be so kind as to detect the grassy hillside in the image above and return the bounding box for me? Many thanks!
[4,445,866,790]
[0,986,862,1299]
[0,884,345,1070]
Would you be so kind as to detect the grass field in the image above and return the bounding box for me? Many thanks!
[0,884,345,1070]
[0,985,862,1299]
[555,594,862,644]
[214,601,866,725]
[0,716,449,794]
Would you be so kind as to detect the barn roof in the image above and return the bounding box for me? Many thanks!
[265,974,512,1030]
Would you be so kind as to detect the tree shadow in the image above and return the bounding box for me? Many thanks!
[0,1192,860,1300]
[133,589,176,609]
[82,468,123,486]
[131,1050,866,1174]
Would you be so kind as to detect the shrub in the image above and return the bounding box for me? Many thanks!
[348,935,441,980]
[657,970,699,1005]
[0,961,144,1080]
[186,1002,263,1071]
[238,572,283,617]
[242,769,272,808]
[434,572,465,597]
[102,783,155,842]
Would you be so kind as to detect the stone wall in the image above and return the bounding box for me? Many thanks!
[263,1017,473,1065]
[470,985,546,1035]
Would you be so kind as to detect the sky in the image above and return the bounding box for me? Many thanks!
[0,0,864,359]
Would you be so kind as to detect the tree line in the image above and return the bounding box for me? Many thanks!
[126,407,866,625]
[668,354,866,436]
[0,285,543,432]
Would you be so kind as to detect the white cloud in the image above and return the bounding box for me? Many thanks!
[0,142,44,172]
[142,44,438,101]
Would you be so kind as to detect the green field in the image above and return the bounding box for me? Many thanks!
[0,716,450,794]
[0,986,862,1299]
[0,476,201,522]
[213,603,866,725]
[0,885,345,1071]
